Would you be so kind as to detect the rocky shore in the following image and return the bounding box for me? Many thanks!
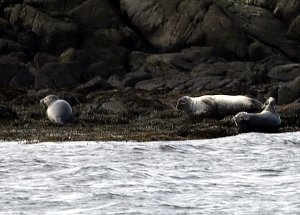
[0,0,299,142]
[0,87,299,142]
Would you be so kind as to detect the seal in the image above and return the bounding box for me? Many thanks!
[176,95,263,118]
[233,97,281,132]
[40,95,73,124]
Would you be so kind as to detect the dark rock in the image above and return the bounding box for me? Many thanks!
[184,76,229,92]
[228,2,300,62]
[120,0,210,51]
[9,69,34,88]
[8,52,32,63]
[122,69,152,88]
[201,5,248,59]
[17,31,37,49]
[7,4,79,52]
[34,62,83,88]
[76,76,113,93]
[167,74,191,91]
[120,0,247,57]
[0,39,29,54]
[288,15,300,40]
[86,63,118,81]
[69,0,122,29]
[278,77,300,105]
[33,53,57,69]
[268,64,300,81]
[0,62,22,86]
[135,78,167,91]
[278,103,300,116]
[24,0,85,11]
[142,47,216,78]
[0,104,17,119]
[272,0,300,24]
[128,51,149,73]
[248,41,275,61]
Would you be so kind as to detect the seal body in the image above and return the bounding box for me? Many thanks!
[233,97,281,132]
[176,95,263,118]
[40,95,73,124]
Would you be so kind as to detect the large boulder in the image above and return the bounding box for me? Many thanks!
[34,62,83,88]
[227,2,300,62]
[278,77,300,105]
[23,0,86,11]
[0,55,34,87]
[288,15,300,40]
[76,76,113,93]
[6,4,79,52]
[268,64,300,81]
[120,0,248,57]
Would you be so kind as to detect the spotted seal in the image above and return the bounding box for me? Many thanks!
[40,95,73,124]
[233,97,281,132]
[176,95,263,118]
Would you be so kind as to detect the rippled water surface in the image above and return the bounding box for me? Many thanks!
[1,132,300,214]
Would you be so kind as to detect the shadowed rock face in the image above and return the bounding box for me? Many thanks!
[120,0,248,57]
[0,0,299,105]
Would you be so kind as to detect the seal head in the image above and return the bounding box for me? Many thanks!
[40,95,73,125]
[176,96,192,112]
[40,95,59,107]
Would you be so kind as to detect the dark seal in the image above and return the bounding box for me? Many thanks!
[233,97,281,133]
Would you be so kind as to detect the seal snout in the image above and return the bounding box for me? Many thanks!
[176,96,190,110]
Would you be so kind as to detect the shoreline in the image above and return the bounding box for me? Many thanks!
[1,88,299,143]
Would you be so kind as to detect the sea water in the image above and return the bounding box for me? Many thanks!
[1,132,300,214]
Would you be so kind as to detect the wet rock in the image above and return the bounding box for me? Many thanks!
[69,0,122,29]
[120,0,247,57]
[248,41,275,61]
[0,39,29,54]
[288,15,300,40]
[33,53,57,69]
[23,0,85,11]
[17,31,37,49]
[201,4,248,59]
[34,62,83,88]
[0,62,22,86]
[228,2,300,62]
[135,78,166,91]
[184,76,229,92]
[76,76,113,93]
[7,4,79,52]
[278,77,300,105]
[122,69,152,88]
[272,0,300,24]
[278,102,300,116]
[9,69,34,88]
[120,0,209,51]
[268,64,300,81]
[85,63,120,81]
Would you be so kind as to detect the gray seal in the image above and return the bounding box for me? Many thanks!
[176,95,263,118]
[40,95,73,124]
[233,97,281,132]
